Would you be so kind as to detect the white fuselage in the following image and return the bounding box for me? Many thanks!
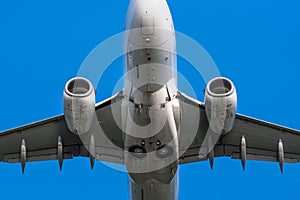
[122,0,179,200]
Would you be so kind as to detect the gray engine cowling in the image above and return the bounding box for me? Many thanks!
[63,77,95,135]
[204,77,237,134]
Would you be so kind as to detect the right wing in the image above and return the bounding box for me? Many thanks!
[220,114,300,164]
[177,92,300,169]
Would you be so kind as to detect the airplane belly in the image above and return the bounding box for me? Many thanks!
[122,100,179,173]
[129,170,179,200]
[123,1,180,200]
[122,100,180,200]
[125,48,177,94]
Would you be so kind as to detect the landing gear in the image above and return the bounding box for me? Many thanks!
[129,145,147,159]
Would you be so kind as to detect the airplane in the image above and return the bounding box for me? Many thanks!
[0,0,300,200]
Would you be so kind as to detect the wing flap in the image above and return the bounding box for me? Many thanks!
[95,147,124,164]
[4,146,79,163]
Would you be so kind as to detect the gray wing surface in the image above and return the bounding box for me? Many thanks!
[177,92,300,165]
[0,92,124,165]
[221,114,300,163]
[0,115,82,163]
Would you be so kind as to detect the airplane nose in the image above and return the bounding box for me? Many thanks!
[125,0,175,47]
[126,0,174,31]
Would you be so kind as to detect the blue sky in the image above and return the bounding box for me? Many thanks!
[0,0,300,199]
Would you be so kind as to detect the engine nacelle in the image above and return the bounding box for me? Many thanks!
[204,77,237,134]
[63,77,95,135]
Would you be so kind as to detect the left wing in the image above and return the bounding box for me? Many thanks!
[0,115,82,164]
[0,92,125,170]
[177,92,300,170]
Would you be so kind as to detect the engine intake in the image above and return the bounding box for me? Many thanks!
[204,77,237,134]
[63,77,95,135]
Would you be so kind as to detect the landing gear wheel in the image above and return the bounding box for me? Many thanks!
[129,145,147,159]
[156,145,173,158]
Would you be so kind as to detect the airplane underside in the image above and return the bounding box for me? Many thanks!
[1,1,300,200]
[129,169,179,200]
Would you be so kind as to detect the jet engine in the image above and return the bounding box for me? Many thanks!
[63,77,95,135]
[204,77,237,134]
